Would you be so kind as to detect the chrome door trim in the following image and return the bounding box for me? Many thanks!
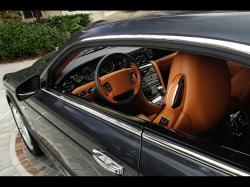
[41,89,142,136]
[81,34,250,55]
[143,133,250,176]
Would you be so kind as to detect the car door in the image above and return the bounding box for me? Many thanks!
[24,88,143,176]
[139,124,250,176]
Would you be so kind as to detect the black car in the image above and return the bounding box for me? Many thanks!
[3,11,250,176]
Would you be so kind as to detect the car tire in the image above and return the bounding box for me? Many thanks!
[9,102,44,156]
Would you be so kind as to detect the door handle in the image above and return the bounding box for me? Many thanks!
[92,149,124,175]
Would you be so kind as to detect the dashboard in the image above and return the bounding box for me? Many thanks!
[56,47,171,95]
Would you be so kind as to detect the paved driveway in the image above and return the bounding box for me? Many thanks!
[0,60,39,175]
[0,59,65,176]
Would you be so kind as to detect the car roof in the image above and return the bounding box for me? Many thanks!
[64,11,250,47]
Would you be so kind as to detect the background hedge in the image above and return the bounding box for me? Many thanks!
[0,14,91,61]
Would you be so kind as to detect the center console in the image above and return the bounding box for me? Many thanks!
[140,63,166,105]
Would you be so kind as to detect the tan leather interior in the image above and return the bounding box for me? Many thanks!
[72,81,97,101]
[228,61,250,107]
[155,52,177,70]
[153,52,231,135]
[151,60,167,91]
[127,61,169,118]
[73,64,141,104]
[128,55,176,119]
[69,48,250,148]
[129,90,162,116]
[97,64,141,104]
[154,52,177,87]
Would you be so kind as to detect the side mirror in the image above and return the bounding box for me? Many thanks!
[16,75,41,101]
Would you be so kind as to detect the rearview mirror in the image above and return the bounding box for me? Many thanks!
[16,75,41,101]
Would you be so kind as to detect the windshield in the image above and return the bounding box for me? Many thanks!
[73,47,106,60]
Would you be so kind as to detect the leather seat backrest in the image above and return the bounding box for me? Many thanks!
[228,61,250,106]
[157,52,231,135]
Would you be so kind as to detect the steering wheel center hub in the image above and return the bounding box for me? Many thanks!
[95,53,141,105]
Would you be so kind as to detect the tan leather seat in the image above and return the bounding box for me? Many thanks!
[228,61,250,108]
[153,52,231,135]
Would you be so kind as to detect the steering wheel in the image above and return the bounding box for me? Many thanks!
[94,53,141,105]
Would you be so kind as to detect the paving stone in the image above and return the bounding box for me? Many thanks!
[15,133,63,176]
[11,171,20,176]
[37,165,47,172]
[23,162,33,171]
[46,170,58,176]
[0,145,9,152]
[27,167,40,176]
[30,159,42,167]
[0,161,12,171]
[42,167,52,175]
[0,165,16,175]
[0,152,11,160]
[16,149,24,156]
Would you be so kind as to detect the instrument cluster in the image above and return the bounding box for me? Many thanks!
[60,48,155,93]
[130,48,154,66]
[61,58,129,92]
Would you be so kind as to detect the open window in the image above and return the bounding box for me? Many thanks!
[50,45,250,158]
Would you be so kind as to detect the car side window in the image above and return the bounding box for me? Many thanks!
[51,45,250,174]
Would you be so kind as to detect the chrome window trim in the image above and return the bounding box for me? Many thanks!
[81,34,250,55]
[143,133,250,176]
[41,88,142,136]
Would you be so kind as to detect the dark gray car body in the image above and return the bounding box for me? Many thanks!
[3,12,250,176]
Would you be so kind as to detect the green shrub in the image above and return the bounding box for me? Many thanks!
[0,14,91,60]
[36,14,91,38]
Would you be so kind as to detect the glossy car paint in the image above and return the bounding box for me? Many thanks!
[3,12,250,176]
[61,12,250,51]
[23,89,143,176]
[140,132,227,176]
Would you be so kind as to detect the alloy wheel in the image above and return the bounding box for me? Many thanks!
[10,104,34,151]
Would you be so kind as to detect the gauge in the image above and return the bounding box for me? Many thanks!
[102,60,115,73]
[118,58,128,68]
[134,56,140,64]
[62,79,75,92]
[72,73,83,84]
[146,49,153,59]
[140,48,147,53]
[140,55,147,63]
[82,66,94,81]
